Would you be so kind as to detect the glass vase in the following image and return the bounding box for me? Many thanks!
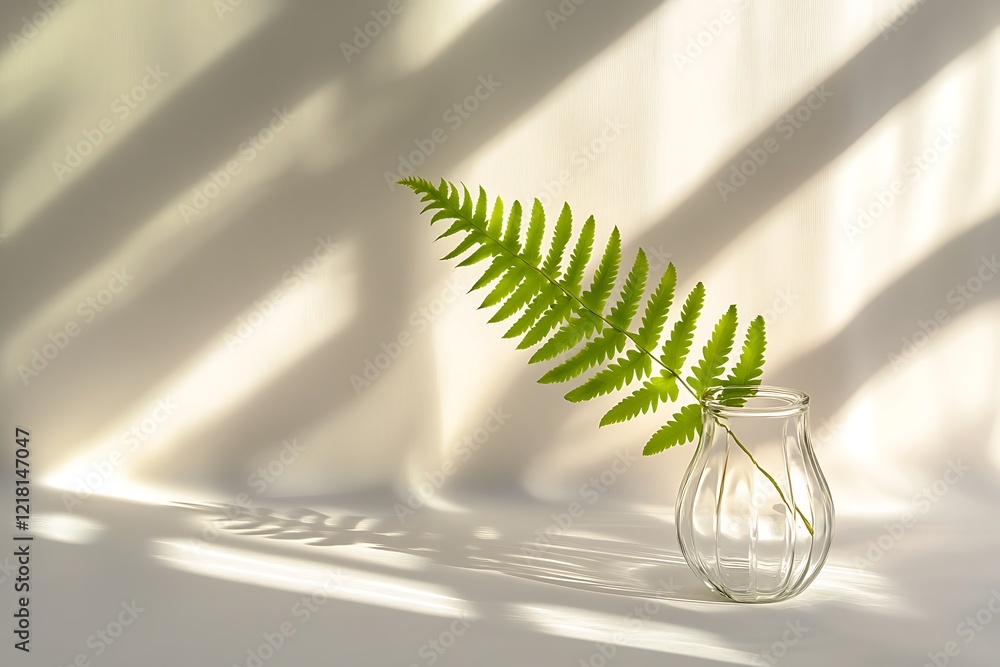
[675,386,834,602]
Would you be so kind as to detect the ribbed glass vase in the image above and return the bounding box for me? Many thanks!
[675,386,834,602]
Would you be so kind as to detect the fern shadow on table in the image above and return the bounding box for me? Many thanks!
[173,500,728,604]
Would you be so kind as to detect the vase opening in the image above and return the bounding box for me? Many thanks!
[702,385,809,418]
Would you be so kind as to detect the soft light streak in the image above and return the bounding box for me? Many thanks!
[154,540,474,619]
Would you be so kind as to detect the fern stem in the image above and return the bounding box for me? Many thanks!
[717,421,814,535]
[435,188,813,536]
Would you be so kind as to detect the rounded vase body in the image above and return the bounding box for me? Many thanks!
[675,386,834,602]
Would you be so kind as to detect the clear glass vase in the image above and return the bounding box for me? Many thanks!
[675,386,834,602]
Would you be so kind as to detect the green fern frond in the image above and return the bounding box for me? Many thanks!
[550,249,650,392]
[537,327,624,384]
[479,265,524,309]
[400,179,738,446]
[490,274,544,324]
[542,203,573,279]
[458,184,474,219]
[720,315,767,405]
[600,373,677,426]
[636,263,677,351]
[400,177,816,533]
[517,296,574,350]
[486,196,504,238]
[528,311,613,370]
[562,216,595,296]
[504,283,559,338]
[688,304,738,396]
[660,283,705,372]
[501,199,522,253]
[399,178,744,423]
[725,315,767,387]
[565,349,651,403]
[607,250,648,330]
[472,186,489,226]
[643,404,702,455]
[469,255,514,291]
[454,243,497,267]
[580,227,621,312]
[524,200,546,264]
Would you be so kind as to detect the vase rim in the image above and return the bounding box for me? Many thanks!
[701,385,809,417]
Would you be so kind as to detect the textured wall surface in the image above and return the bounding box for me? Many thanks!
[2,1,999,665]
